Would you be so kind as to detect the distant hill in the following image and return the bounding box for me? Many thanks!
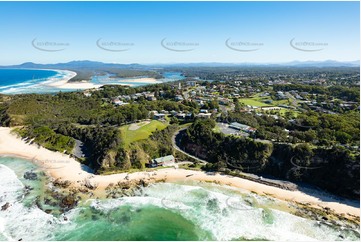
[0,60,359,70]
[154,60,360,68]
[280,60,360,67]
[0,60,147,70]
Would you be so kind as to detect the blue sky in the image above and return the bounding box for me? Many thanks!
[0,1,359,65]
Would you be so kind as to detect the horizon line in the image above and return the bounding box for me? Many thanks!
[2,59,360,66]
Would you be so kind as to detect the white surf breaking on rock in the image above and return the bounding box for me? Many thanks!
[0,164,58,241]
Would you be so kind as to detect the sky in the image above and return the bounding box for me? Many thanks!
[0,1,359,65]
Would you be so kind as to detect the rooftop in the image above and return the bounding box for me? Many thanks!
[153,155,175,164]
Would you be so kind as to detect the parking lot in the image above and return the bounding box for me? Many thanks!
[216,123,249,137]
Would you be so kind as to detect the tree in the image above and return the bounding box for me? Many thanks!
[233,98,241,113]
[335,131,352,144]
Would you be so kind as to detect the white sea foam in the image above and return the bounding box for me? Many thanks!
[0,168,358,241]
[89,182,358,241]
[0,165,58,241]
[0,69,76,94]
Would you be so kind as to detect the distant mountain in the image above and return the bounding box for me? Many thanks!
[0,60,147,70]
[155,60,360,68]
[0,60,359,70]
[281,60,360,67]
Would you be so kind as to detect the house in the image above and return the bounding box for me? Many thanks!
[147,155,175,167]
[84,92,92,97]
[260,92,270,97]
[219,99,229,105]
[176,113,186,119]
[146,95,157,101]
[112,98,122,105]
[258,106,281,111]
[229,122,256,133]
[197,113,212,119]
[153,113,165,120]
[112,98,129,106]
[160,110,169,114]
[175,95,184,101]
[276,91,286,99]
[187,81,197,87]
[149,110,158,116]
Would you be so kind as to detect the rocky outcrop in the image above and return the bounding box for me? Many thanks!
[84,178,98,190]
[23,171,38,180]
[1,202,10,211]
[53,178,71,188]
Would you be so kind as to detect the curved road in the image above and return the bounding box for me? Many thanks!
[171,127,298,191]
[172,128,208,164]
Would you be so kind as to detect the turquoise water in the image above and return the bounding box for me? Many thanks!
[0,70,184,94]
[54,205,209,241]
[90,72,185,87]
[0,156,359,241]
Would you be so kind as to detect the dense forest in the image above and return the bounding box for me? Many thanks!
[0,87,190,173]
[181,119,272,171]
[181,119,359,199]
[274,84,359,102]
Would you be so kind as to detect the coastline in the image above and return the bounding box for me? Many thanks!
[47,72,160,90]
[117,77,161,84]
[0,69,163,93]
[0,127,359,219]
[0,69,80,94]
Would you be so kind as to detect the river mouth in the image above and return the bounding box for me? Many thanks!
[0,156,359,241]
[0,70,185,94]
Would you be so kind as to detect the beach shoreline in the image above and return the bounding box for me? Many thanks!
[46,71,160,90]
[0,68,164,93]
[0,127,359,219]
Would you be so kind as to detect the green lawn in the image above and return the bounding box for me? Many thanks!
[120,120,168,146]
[241,93,292,107]
[258,107,300,118]
[238,98,271,107]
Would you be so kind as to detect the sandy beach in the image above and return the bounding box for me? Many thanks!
[44,70,104,90]
[122,77,161,84]
[0,127,359,218]
[46,71,161,90]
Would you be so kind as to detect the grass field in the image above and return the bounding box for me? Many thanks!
[252,93,292,106]
[238,98,271,107]
[120,120,168,146]
[240,93,292,107]
[239,94,299,118]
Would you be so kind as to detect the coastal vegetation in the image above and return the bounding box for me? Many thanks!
[0,66,359,199]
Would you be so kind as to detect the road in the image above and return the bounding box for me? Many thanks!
[172,128,208,164]
[171,127,297,190]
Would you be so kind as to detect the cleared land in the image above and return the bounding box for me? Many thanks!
[239,94,299,117]
[120,120,167,146]
[238,98,271,107]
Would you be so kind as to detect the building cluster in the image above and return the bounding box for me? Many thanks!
[229,122,257,133]
[111,91,158,105]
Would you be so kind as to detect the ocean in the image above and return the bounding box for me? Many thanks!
[0,156,359,241]
[0,69,185,94]
[0,69,61,94]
